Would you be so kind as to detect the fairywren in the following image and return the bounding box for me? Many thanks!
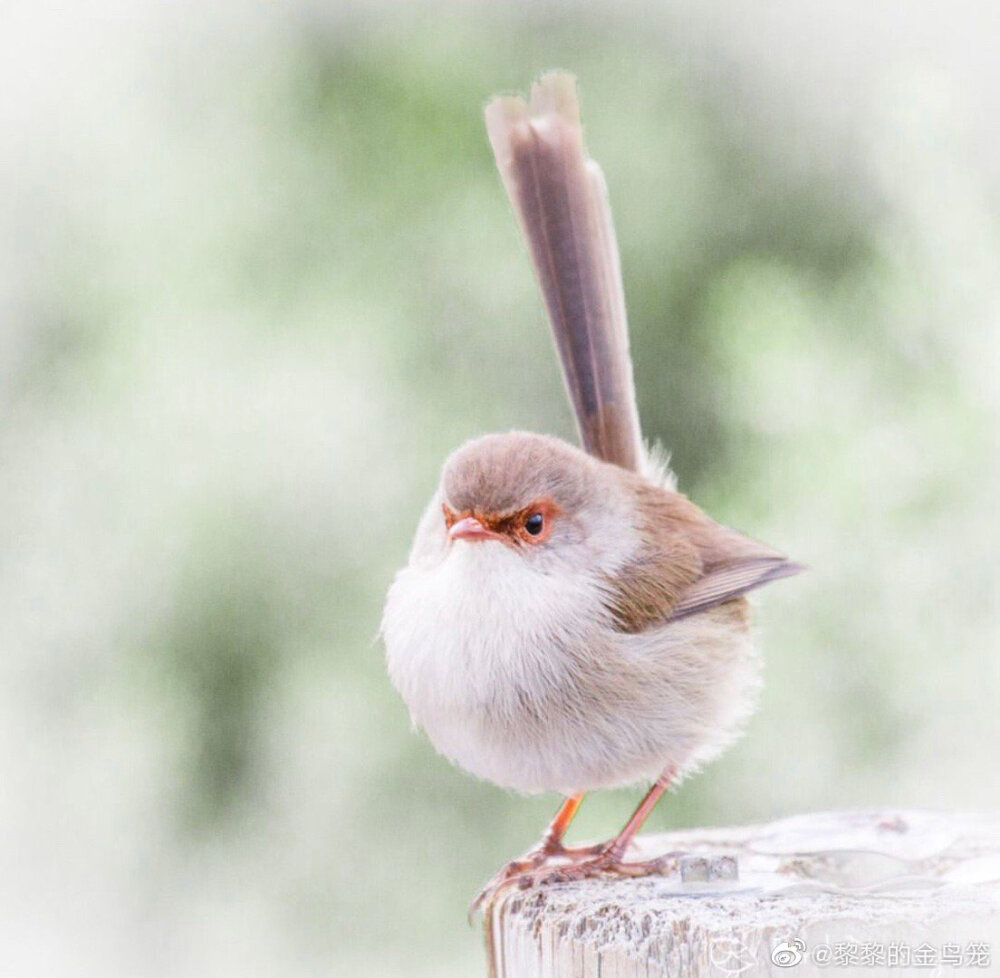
[382,73,801,903]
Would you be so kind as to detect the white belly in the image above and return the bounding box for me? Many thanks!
[382,540,759,794]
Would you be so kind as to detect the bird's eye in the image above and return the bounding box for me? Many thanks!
[524,513,544,536]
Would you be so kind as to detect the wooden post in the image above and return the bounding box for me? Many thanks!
[486,810,1000,977]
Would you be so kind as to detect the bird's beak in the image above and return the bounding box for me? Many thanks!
[449,516,496,542]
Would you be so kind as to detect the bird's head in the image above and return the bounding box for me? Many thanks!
[438,432,604,561]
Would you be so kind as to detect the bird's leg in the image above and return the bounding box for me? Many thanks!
[473,768,685,913]
[507,767,682,890]
[599,768,674,862]
[505,792,592,869]
[471,793,592,914]
[537,792,591,857]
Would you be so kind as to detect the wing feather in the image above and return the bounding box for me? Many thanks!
[603,480,803,631]
[667,557,804,622]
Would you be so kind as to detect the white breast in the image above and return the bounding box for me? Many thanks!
[382,501,760,795]
[382,538,602,781]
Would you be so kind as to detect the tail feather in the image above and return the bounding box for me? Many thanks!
[485,73,643,472]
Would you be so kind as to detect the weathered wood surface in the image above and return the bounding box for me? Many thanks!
[487,810,1000,977]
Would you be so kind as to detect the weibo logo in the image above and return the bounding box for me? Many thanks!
[771,938,806,967]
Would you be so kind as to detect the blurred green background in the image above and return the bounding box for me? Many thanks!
[2,2,998,976]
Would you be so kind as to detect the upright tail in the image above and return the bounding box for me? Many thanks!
[485,73,643,472]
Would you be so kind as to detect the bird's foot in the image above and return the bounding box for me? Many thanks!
[510,843,681,891]
[469,838,604,917]
[514,849,740,893]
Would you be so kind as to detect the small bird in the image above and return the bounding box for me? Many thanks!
[381,73,801,904]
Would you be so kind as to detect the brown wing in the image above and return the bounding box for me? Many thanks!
[604,480,803,631]
[667,555,804,622]
[485,73,643,472]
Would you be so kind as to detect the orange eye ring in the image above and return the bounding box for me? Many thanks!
[442,499,560,546]
[515,498,559,545]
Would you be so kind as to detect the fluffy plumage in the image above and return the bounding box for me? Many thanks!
[382,74,799,822]
[383,432,780,794]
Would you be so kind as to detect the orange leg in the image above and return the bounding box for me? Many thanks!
[473,769,681,912]
[471,793,590,914]
[603,767,674,860]
[504,767,681,891]
[539,792,584,853]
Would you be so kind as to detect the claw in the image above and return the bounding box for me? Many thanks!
[472,769,686,922]
[479,845,682,905]
[468,839,608,919]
